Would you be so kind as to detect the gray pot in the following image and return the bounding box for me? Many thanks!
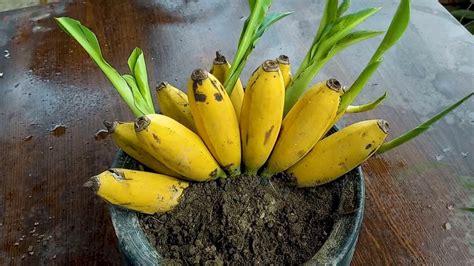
[108,140,365,265]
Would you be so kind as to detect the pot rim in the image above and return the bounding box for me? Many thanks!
[108,127,365,265]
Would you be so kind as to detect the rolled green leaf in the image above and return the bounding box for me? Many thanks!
[129,48,154,113]
[346,91,387,113]
[378,93,473,154]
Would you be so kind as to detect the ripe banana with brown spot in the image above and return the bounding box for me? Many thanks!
[240,60,285,175]
[187,69,241,176]
[276,55,292,89]
[262,79,342,176]
[287,119,389,187]
[210,51,245,121]
[84,168,188,214]
[104,121,180,177]
[134,114,225,181]
[156,82,197,132]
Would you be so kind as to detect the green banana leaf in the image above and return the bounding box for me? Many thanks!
[225,0,291,95]
[339,0,410,112]
[55,17,155,117]
[285,6,381,115]
[128,48,154,113]
[337,0,351,17]
[378,92,473,153]
[346,91,387,113]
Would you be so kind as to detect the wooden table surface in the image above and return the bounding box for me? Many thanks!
[0,0,473,264]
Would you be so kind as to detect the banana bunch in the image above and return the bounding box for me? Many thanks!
[86,56,397,214]
[86,50,472,216]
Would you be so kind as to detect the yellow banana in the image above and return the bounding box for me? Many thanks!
[241,60,285,175]
[84,168,188,214]
[262,79,342,176]
[187,69,241,176]
[155,82,197,132]
[134,114,225,181]
[210,51,245,121]
[287,119,389,187]
[276,55,292,89]
[104,121,180,177]
[323,86,348,134]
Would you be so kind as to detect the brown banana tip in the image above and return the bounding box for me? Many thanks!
[213,51,227,64]
[103,120,117,133]
[83,176,100,193]
[135,116,151,132]
[377,119,390,134]
[277,54,290,64]
[262,59,279,72]
[326,79,342,92]
[156,81,168,91]
[191,69,208,81]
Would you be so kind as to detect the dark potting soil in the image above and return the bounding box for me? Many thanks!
[139,173,348,264]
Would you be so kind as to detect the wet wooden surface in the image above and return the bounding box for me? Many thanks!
[0,0,473,264]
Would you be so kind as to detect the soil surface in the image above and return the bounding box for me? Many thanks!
[139,173,347,264]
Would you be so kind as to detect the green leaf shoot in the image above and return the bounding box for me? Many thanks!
[346,91,387,113]
[378,92,473,154]
[225,1,291,95]
[339,0,410,113]
[55,17,155,117]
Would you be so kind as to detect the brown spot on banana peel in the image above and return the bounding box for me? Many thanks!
[214,92,223,101]
[249,76,259,90]
[365,143,372,149]
[193,89,207,102]
[152,133,161,144]
[264,125,275,145]
[209,77,225,93]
